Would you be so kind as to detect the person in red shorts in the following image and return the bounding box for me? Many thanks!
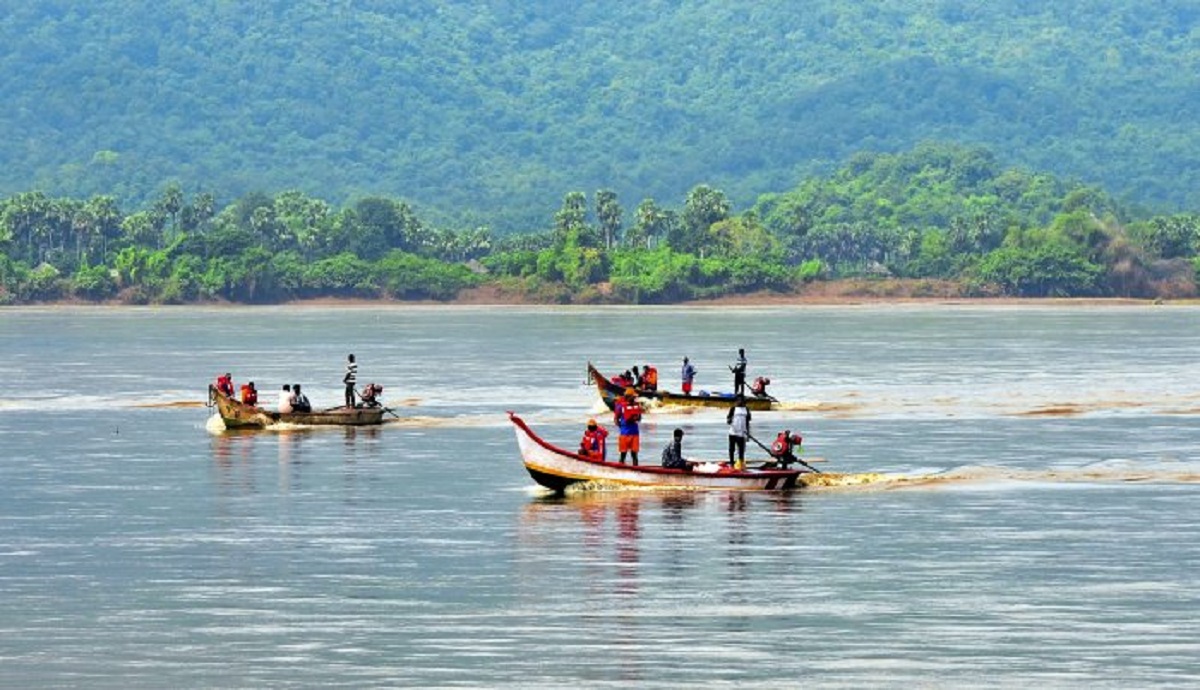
[680,357,696,396]
[612,388,643,466]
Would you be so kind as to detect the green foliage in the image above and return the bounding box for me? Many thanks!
[373,251,479,300]
[303,253,376,298]
[609,247,699,303]
[3,140,1199,303]
[481,249,539,278]
[973,245,1104,297]
[72,263,116,300]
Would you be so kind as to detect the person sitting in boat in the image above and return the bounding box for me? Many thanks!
[292,384,312,413]
[240,381,258,406]
[279,384,294,414]
[642,364,659,392]
[769,429,803,468]
[359,383,384,408]
[631,366,643,389]
[750,376,771,398]
[578,419,609,460]
[660,427,689,470]
[215,372,234,397]
[612,370,633,389]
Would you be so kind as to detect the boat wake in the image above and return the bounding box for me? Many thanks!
[800,460,1200,491]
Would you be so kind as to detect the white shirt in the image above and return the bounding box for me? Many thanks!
[728,405,750,437]
[279,390,294,413]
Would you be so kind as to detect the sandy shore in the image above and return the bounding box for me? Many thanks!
[5,280,1185,308]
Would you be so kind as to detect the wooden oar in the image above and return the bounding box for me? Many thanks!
[747,432,822,473]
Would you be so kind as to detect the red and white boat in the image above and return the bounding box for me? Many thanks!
[508,412,803,493]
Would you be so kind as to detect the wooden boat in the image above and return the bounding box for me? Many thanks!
[508,412,802,493]
[208,385,386,428]
[588,362,776,411]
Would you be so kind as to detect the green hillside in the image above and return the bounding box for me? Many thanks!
[2,1,1199,231]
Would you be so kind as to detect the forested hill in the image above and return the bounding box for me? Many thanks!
[3,1,1199,231]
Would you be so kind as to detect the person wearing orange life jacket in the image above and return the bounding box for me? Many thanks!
[613,387,644,466]
[641,364,658,392]
[770,429,803,468]
[578,419,610,461]
[240,381,258,406]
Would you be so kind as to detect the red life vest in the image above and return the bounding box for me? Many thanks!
[216,375,234,396]
[581,427,608,455]
[771,431,791,456]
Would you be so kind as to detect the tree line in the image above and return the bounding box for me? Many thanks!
[3,2,1200,232]
[2,143,1199,305]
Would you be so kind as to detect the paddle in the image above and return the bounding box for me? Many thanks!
[382,406,401,419]
[747,432,822,473]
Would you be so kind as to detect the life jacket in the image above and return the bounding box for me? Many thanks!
[623,402,643,423]
[216,375,233,396]
[751,376,770,396]
[240,384,256,405]
[644,367,658,388]
[771,431,792,456]
[582,427,608,455]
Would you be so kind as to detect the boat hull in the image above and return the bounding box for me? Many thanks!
[509,412,801,493]
[209,385,386,428]
[588,362,775,411]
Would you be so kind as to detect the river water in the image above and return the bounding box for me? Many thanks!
[1,304,1198,688]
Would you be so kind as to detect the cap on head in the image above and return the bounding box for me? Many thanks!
[624,387,636,396]
[587,418,597,426]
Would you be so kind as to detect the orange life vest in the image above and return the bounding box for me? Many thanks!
[644,367,658,388]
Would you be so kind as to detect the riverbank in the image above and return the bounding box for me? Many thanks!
[3,278,1181,308]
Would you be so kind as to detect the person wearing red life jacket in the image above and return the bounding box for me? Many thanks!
[240,381,258,406]
[578,419,609,461]
[770,429,803,468]
[216,372,234,397]
[750,376,771,398]
[613,388,643,466]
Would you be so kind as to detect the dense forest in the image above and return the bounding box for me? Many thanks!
[4,144,1200,304]
[2,2,1200,232]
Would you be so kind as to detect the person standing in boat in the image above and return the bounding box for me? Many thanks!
[278,384,295,414]
[343,353,358,408]
[613,387,643,466]
[292,383,312,413]
[579,418,609,461]
[660,428,689,470]
[681,357,696,396]
[726,394,751,470]
[730,348,748,396]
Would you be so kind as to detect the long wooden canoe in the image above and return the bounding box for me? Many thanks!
[208,385,386,429]
[509,412,802,493]
[588,362,776,411]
